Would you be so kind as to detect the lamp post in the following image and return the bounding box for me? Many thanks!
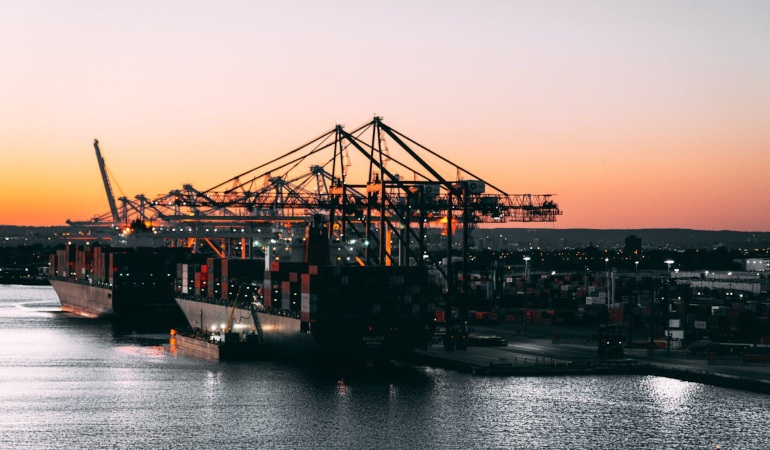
[523,256,530,336]
[523,256,530,279]
[605,257,610,322]
[664,259,674,354]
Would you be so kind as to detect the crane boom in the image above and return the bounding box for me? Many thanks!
[75,119,561,231]
[93,139,120,224]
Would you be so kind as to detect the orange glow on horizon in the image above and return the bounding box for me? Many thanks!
[2,3,769,232]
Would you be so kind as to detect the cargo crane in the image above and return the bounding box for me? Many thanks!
[65,118,563,354]
[66,141,126,229]
[68,118,561,285]
[93,139,121,225]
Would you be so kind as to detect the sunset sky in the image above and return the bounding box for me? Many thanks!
[2,1,768,231]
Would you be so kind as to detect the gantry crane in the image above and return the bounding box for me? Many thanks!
[68,118,561,286]
[64,118,563,341]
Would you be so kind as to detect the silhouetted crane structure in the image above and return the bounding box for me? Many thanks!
[68,117,561,314]
[93,139,121,224]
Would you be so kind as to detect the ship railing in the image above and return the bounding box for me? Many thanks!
[176,292,262,311]
[254,305,301,320]
[48,274,112,289]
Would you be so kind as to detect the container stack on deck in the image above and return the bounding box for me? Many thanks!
[175,257,264,306]
[49,244,111,285]
[263,262,308,313]
[289,263,437,351]
[176,261,207,297]
[225,258,265,304]
[48,245,199,324]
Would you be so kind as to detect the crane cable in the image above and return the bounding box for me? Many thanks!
[225,283,244,333]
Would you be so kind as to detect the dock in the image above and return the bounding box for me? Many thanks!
[169,326,770,395]
[397,335,770,395]
[401,343,640,376]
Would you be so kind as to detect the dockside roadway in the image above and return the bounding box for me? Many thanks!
[399,324,770,395]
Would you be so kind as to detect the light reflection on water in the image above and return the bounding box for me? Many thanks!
[1,285,769,449]
[645,375,702,413]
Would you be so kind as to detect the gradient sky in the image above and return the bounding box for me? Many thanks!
[2,1,768,231]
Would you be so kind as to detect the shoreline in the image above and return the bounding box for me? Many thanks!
[396,334,770,396]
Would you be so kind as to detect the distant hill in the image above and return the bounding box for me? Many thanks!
[0,226,71,237]
[1,225,769,250]
[474,228,770,250]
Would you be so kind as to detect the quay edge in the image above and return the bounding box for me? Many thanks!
[395,342,770,395]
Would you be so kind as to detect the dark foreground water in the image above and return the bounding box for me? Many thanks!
[1,285,768,449]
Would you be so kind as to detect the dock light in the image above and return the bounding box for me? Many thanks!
[523,256,530,278]
[170,329,177,336]
[210,325,217,331]
[220,323,226,330]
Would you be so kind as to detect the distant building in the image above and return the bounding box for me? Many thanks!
[742,259,769,272]
[624,235,642,255]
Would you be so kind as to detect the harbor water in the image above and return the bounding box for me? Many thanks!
[1,285,768,449]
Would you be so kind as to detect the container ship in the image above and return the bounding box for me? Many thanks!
[48,244,193,327]
[173,224,438,361]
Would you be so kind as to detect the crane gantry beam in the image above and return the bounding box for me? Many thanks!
[68,118,562,259]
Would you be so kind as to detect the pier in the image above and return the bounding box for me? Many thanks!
[397,329,770,395]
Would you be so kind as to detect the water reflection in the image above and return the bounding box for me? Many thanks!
[114,345,167,358]
[337,378,348,396]
[644,375,701,413]
[2,285,770,449]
